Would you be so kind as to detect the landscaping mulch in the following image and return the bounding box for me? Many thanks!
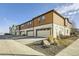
[26,36,78,56]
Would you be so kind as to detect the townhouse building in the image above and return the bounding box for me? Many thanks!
[9,25,16,35]
[14,10,72,38]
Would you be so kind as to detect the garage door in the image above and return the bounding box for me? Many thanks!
[27,30,34,36]
[20,31,25,35]
[36,28,51,37]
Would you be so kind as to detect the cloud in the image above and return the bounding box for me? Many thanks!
[55,3,79,28]
[55,3,79,16]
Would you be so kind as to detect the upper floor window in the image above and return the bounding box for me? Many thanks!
[40,16,45,20]
[39,16,45,25]
[21,24,24,27]
[29,21,32,24]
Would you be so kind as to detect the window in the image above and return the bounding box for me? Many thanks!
[39,16,45,25]
[41,16,45,20]
[21,24,24,27]
[29,22,32,24]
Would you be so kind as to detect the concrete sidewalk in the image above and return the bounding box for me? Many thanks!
[0,39,45,56]
[56,39,79,56]
[15,38,46,45]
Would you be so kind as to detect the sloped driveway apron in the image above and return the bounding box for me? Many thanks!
[0,39,45,56]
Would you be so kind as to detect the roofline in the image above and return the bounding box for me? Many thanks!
[19,19,33,26]
[16,9,71,26]
[32,10,54,20]
[65,18,72,24]
[32,9,65,20]
[53,10,65,19]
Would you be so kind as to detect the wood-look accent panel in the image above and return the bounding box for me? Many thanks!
[44,12,53,24]
[33,12,53,27]
[20,20,34,30]
[33,18,40,27]
[53,12,64,26]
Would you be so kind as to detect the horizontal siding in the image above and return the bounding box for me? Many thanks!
[53,12,65,26]
[33,12,53,27]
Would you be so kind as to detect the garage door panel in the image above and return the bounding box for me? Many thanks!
[27,31,33,36]
[37,29,50,37]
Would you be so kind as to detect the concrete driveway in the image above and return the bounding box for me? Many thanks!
[56,39,79,56]
[0,39,45,56]
[15,38,46,45]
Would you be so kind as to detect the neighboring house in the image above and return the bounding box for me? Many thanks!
[9,25,16,35]
[14,10,72,38]
[16,25,21,35]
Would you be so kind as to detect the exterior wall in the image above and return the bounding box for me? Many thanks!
[53,24,71,38]
[64,18,72,36]
[33,12,53,27]
[16,25,20,35]
[18,24,52,37]
[52,12,71,38]
[10,25,16,35]
[53,24,65,38]
[20,27,34,36]
[19,24,53,37]
[14,10,72,38]
[53,12,65,26]
[64,27,71,36]
[20,20,34,30]
[9,27,12,34]
[19,23,71,38]
[65,19,72,28]
[33,18,40,27]
[44,12,53,24]
[34,23,53,37]
[16,30,20,35]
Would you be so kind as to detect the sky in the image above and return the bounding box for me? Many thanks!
[0,3,79,34]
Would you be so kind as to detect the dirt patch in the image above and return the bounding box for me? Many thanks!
[26,36,78,56]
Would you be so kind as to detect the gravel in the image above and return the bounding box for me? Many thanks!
[26,40,65,56]
[26,36,78,56]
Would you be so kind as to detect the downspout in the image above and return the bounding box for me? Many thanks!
[64,19,65,36]
[52,11,53,37]
[33,19,34,37]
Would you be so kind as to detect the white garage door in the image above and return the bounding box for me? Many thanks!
[21,31,25,35]
[27,31,34,36]
[36,29,51,37]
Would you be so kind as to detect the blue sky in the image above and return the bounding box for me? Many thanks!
[0,3,79,34]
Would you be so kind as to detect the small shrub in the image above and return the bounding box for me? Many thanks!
[47,35,54,45]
